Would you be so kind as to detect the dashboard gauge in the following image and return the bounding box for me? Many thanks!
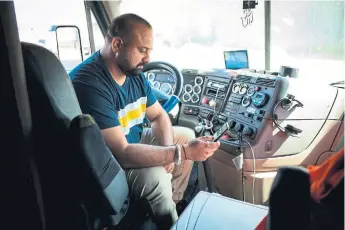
[242,96,251,107]
[239,84,248,95]
[191,94,200,103]
[171,85,176,94]
[184,84,193,94]
[182,93,191,102]
[193,85,202,94]
[253,92,269,108]
[160,83,172,95]
[195,76,204,85]
[232,83,241,93]
[147,72,155,81]
[148,80,154,88]
[153,81,161,89]
[247,86,255,96]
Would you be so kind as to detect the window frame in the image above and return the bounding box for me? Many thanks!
[84,1,109,54]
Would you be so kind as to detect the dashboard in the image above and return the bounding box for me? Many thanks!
[146,69,284,144]
[145,67,343,205]
[145,68,343,157]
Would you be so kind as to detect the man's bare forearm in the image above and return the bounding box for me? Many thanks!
[150,112,174,146]
[117,144,176,168]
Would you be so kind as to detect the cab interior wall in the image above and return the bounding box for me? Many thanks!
[11,0,344,208]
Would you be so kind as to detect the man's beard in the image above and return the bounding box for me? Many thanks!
[118,62,145,77]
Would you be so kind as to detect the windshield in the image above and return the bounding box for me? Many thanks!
[119,0,344,83]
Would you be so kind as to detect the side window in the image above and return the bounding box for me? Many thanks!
[13,0,91,72]
[90,10,105,51]
[271,1,344,83]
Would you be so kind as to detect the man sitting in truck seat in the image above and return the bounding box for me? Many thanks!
[69,13,220,230]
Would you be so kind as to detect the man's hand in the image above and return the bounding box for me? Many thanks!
[163,162,175,173]
[182,136,220,161]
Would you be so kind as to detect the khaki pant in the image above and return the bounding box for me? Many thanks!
[125,126,195,230]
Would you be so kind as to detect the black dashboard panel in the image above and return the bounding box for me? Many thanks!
[146,68,289,145]
[224,75,278,141]
[178,70,289,145]
[180,72,205,106]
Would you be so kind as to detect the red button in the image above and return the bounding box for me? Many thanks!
[202,97,209,104]
[255,87,261,91]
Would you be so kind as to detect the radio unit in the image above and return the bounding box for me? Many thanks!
[205,87,226,99]
[205,80,227,98]
[200,77,230,111]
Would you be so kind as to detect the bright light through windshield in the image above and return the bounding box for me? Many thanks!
[120,0,344,83]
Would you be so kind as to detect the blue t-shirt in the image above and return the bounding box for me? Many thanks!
[70,51,157,143]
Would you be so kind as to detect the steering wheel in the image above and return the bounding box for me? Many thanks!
[143,61,184,113]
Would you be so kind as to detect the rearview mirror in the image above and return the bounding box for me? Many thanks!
[50,25,84,71]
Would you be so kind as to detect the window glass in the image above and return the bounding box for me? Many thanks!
[14,0,90,71]
[91,10,105,51]
[119,0,265,71]
[271,1,344,83]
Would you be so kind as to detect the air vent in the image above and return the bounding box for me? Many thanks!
[255,77,276,86]
[236,75,252,83]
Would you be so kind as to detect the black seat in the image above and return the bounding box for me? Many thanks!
[21,42,129,230]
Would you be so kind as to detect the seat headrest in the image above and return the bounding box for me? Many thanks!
[21,42,81,126]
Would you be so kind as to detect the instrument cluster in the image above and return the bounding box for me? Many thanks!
[230,82,269,109]
[146,71,176,96]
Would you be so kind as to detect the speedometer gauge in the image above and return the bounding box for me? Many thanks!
[147,72,155,81]
[153,81,161,89]
[160,83,172,95]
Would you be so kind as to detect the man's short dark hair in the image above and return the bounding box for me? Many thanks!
[106,13,151,42]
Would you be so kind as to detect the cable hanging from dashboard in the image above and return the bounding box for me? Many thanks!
[272,95,304,138]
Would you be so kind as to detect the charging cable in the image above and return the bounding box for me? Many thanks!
[243,138,256,204]
[272,94,303,137]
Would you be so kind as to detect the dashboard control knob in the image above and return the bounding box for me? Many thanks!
[209,99,217,107]
[234,123,244,133]
[243,126,254,137]
[228,120,236,129]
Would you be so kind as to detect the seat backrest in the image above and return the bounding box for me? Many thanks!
[21,42,128,229]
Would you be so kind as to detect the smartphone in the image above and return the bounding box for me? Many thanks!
[212,122,229,142]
